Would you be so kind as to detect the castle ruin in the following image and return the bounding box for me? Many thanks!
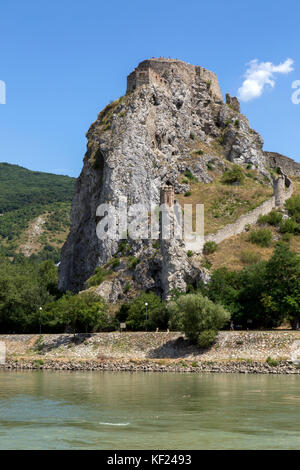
[127,58,223,102]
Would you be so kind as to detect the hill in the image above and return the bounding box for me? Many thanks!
[59,57,300,301]
[0,163,75,261]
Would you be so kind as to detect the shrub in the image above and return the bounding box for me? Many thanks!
[203,241,218,255]
[221,165,245,185]
[266,356,279,367]
[258,210,283,226]
[184,170,197,182]
[168,293,230,343]
[124,283,131,293]
[202,259,212,269]
[184,191,192,197]
[127,256,140,270]
[207,162,213,171]
[187,250,194,258]
[108,258,121,268]
[190,132,195,140]
[279,218,300,234]
[33,335,45,353]
[285,195,300,222]
[281,232,292,243]
[118,239,128,254]
[248,228,272,247]
[88,267,111,287]
[197,329,217,349]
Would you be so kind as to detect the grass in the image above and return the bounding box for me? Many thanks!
[203,219,299,272]
[176,172,272,235]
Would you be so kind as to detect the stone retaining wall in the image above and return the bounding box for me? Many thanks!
[205,175,293,246]
[1,359,300,375]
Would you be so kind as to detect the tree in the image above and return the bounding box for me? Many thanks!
[38,260,59,295]
[263,243,300,329]
[168,293,230,346]
[116,292,168,331]
[43,291,109,334]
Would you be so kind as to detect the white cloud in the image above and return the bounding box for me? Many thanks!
[238,58,294,102]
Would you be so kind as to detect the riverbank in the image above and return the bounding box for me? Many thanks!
[1,357,300,374]
[1,331,300,374]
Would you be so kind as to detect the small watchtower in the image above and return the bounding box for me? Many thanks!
[160,182,174,208]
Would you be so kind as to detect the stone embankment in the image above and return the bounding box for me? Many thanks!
[1,358,300,374]
[1,331,300,374]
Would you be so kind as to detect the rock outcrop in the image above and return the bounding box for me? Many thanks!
[58,58,295,300]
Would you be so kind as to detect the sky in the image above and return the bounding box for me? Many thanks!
[0,0,299,177]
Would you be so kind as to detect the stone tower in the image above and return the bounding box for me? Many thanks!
[160,182,174,208]
[273,175,286,207]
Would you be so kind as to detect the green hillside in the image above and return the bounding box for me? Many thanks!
[0,163,75,261]
[0,162,75,212]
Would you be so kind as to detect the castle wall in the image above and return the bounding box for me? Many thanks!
[126,58,224,101]
[203,176,293,247]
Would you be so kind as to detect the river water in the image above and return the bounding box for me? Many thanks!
[0,370,300,450]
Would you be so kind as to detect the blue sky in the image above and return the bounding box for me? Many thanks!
[0,0,299,177]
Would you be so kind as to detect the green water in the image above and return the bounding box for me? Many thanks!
[0,370,300,450]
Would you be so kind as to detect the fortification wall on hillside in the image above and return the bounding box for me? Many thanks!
[204,175,293,247]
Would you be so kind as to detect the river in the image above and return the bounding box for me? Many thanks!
[0,370,299,449]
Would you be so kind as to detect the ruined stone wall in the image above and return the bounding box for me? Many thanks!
[204,176,293,246]
[126,58,223,101]
[265,151,300,177]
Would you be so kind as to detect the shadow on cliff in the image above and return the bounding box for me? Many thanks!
[146,336,204,359]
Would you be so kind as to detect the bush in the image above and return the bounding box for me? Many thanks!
[127,256,140,270]
[168,293,230,343]
[258,210,283,226]
[184,191,192,197]
[187,250,194,258]
[221,165,245,185]
[281,232,292,243]
[203,241,218,254]
[197,329,217,349]
[88,267,111,287]
[266,356,279,367]
[279,218,300,234]
[184,170,197,182]
[285,195,300,222]
[108,258,121,268]
[248,228,272,247]
[124,283,131,293]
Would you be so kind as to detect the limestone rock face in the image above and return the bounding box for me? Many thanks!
[59,58,271,299]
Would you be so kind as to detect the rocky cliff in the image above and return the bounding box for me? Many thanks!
[58,58,295,301]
